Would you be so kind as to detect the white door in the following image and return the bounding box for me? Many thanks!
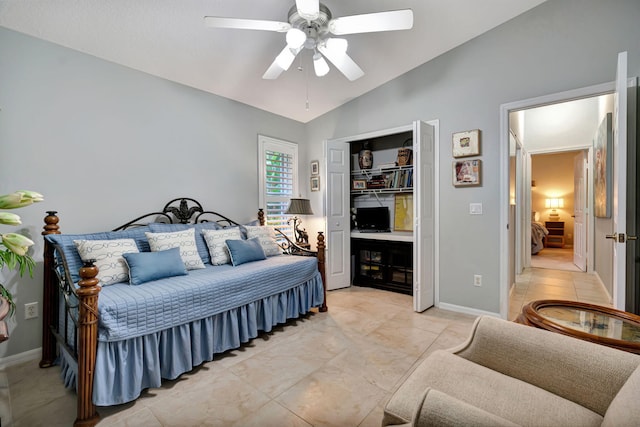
[611,51,628,310]
[325,140,351,290]
[413,121,435,312]
[573,151,587,271]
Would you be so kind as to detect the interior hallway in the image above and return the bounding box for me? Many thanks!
[509,248,612,321]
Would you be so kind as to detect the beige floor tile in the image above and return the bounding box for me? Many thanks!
[231,401,312,427]
[366,322,439,358]
[147,369,270,425]
[100,407,162,427]
[276,364,387,427]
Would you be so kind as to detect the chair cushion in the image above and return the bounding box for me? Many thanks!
[602,365,640,427]
[383,350,602,427]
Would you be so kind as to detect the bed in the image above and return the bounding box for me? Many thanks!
[531,221,549,255]
[39,198,327,426]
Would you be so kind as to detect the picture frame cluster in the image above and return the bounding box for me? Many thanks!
[310,160,320,192]
[452,129,482,187]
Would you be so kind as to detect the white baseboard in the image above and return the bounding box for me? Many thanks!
[593,272,613,304]
[436,302,502,319]
[0,348,41,370]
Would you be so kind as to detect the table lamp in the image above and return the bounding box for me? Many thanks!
[285,198,314,245]
[545,198,564,220]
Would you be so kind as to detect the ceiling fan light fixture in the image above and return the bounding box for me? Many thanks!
[286,28,306,49]
[295,0,320,21]
[313,53,330,77]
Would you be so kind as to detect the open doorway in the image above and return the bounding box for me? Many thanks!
[505,91,615,320]
[530,150,587,273]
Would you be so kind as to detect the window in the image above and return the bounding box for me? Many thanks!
[258,135,298,238]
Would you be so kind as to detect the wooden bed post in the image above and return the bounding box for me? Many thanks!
[316,232,328,312]
[75,261,101,427]
[258,208,265,226]
[40,211,60,368]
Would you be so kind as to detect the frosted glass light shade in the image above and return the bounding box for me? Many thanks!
[286,28,306,49]
[313,53,330,76]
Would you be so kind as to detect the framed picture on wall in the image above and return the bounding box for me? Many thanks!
[594,113,612,218]
[452,129,481,158]
[310,160,320,176]
[310,176,320,192]
[453,159,482,187]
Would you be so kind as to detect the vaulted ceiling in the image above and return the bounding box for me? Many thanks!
[0,0,546,123]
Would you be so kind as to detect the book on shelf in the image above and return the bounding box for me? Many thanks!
[384,169,413,189]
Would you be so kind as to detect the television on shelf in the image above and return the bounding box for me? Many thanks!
[355,207,390,232]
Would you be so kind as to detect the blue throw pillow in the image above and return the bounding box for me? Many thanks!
[225,238,266,266]
[122,247,188,285]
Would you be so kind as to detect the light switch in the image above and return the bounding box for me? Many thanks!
[470,203,483,215]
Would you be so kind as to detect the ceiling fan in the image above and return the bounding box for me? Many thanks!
[204,0,413,81]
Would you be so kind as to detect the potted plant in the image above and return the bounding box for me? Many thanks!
[0,190,43,342]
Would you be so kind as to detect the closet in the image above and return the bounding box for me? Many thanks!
[324,121,436,312]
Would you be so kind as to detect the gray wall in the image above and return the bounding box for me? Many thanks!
[0,28,305,358]
[305,0,640,313]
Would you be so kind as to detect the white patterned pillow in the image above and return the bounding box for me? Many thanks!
[145,228,205,270]
[244,225,281,257]
[202,227,243,265]
[73,239,139,286]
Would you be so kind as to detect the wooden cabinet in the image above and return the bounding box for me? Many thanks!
[545,221,565,248]
[352,238,413,295]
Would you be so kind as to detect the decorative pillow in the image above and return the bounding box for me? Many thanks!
[225,238,267,266]
[73,239,139,286]
[238,220,261,239]
[122,248,187,285]
[145,228,205,270]
[244,225,281,257]
[202,227,243,265]
[148,222,222,264]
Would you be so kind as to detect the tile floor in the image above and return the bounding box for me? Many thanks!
[2,267,613,427]
[2,287,478,427]
[508,266,613,321]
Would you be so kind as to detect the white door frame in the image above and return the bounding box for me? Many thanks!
[499,81,615,318]
[323,120,440,308]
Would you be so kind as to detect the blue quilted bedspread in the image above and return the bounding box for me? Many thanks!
[96,255,319,342]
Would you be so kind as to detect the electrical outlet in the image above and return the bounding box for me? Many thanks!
[24,302,38,319]
[473,275,482,287]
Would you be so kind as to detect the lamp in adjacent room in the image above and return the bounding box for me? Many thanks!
[545,198,564,220]
[285,198,314,245]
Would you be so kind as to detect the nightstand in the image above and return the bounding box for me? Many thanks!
[545,221,565,248]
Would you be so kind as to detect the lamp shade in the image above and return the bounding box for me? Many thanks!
[545,198,564,209]
[285,198,314,215]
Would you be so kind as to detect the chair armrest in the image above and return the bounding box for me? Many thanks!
[451,316,640,415]
[411,388,519,427]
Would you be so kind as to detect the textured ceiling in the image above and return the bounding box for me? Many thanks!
[0,0,546,123]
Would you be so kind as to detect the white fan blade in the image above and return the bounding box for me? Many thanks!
[262,46,301,79]
[317,44,364,81]
[263,61,285,80]
[328,9,413,35]
[296,0,319,21]
[204,16,291,32]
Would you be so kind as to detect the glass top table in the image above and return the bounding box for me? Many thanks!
[517,300,640,354]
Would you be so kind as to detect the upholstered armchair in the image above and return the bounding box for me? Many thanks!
[383,316,640,427]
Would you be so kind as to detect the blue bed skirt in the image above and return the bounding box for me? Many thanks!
[58,272,324,406]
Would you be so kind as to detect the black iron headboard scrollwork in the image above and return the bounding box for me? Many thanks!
[112,198,240,231]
